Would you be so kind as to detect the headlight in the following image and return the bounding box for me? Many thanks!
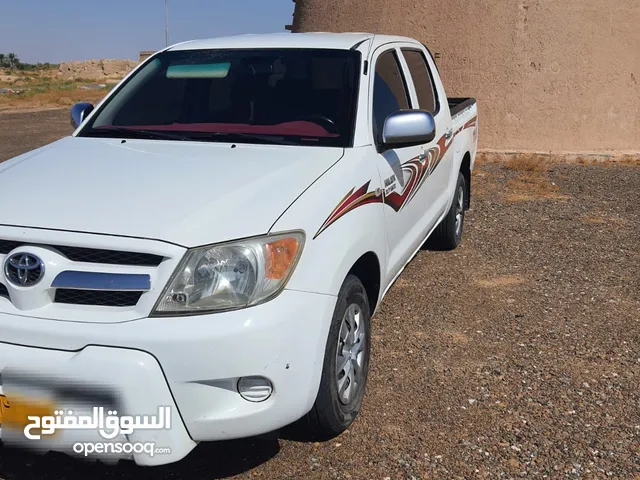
[152,231,305,315]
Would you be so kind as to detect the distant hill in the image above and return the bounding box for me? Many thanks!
[57,59,137,81]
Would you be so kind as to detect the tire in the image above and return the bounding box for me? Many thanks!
[429,172,466,250]
[298,274,371,440]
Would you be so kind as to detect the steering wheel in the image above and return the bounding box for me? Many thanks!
[301,114,338,134]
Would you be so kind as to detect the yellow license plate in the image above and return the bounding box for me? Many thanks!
[0,394,54,430]
[0,394,9,426]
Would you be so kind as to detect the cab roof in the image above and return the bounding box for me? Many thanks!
[168,32,418,52]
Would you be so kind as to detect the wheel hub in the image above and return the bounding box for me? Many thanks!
[335,303,366,405]
[455,185,464,237]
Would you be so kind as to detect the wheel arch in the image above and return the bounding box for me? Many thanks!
[460,151,472,210]
[347,252,382,315]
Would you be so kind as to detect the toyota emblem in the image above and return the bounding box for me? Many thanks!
[4,253,45,287]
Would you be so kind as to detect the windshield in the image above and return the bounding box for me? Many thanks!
[79,48,361,147]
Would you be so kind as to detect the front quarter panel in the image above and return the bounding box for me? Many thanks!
[272,147,387,302]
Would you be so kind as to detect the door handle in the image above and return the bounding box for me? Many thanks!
[444,129,454,140]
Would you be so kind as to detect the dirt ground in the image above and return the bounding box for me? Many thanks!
[0,67,113,110]
[0,109,638,479]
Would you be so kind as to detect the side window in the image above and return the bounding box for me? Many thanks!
[372,50,410,142]
[402,49,439,114]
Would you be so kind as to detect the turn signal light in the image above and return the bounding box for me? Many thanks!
[264,237,300,279]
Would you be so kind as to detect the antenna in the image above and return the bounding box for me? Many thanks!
[165,0,169,47]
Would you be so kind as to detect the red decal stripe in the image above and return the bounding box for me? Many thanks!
[314,116,478,238]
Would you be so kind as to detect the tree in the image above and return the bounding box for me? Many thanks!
[0,54,5,67]
[7,53,19,69]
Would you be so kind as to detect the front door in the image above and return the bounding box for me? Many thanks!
[370,46,448,286]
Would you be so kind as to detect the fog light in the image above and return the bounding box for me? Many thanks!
[237,376,273,402]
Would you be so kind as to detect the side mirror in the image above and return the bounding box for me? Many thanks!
[70,102,94,129]
[381,110,436,150]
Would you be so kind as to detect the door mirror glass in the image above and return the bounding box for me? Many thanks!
[70,102,94,129]
[382,110,436,149]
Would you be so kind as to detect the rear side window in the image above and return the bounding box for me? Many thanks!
[372,50,410,142]
[402,49,439,114]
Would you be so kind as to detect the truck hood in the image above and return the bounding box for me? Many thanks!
[0,137,342,246]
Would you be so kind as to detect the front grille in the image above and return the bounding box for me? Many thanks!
[54,289,143,307]
[0,283,8,299]
[0,239,164,267]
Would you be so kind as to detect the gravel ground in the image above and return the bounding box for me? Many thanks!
[0,110,638,479]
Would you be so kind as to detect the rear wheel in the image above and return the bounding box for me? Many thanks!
[298,274,371,440]
[430,172,466,250]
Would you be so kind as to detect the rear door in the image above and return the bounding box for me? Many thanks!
[370,45,444,285]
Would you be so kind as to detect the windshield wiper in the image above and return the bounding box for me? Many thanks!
[88,127,192,142]
[200,132,300,146]
[86,128,312,145]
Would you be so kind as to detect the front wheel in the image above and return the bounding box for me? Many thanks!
[429,172,466,250]
[298,274,371,440]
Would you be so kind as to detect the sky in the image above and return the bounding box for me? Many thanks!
[0,0,295,64]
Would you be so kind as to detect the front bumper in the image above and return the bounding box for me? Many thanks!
[0,346,195,465]
[0,289,337,465]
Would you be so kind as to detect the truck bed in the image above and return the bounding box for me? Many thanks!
[448,98,477,119]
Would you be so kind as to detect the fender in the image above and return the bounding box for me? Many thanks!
[445,113,478,209]
[271,149,387,301]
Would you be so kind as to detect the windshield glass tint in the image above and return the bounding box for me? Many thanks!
[80,49,361,147]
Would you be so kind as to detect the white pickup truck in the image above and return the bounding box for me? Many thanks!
[0,33,478,465]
